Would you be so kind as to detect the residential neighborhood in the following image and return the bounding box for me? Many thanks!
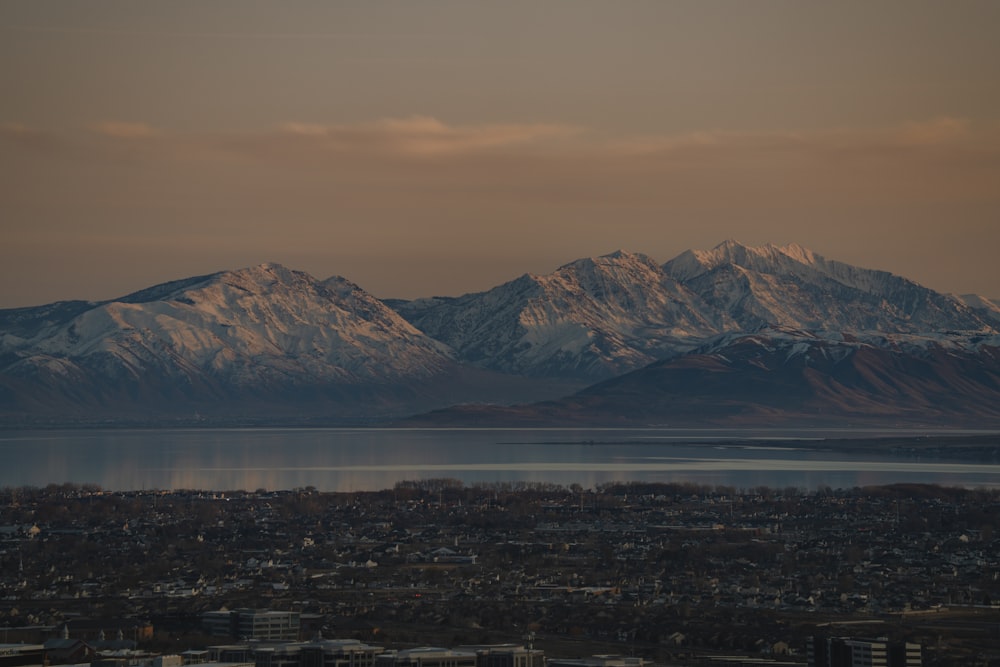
[1,481,998,666]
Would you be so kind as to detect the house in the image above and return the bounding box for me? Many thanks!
[0,643,46,667]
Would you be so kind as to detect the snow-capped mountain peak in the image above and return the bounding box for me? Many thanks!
[4,245,999,424]
[663,241,994,334]
[774,242,819,266]
[667,239,822,279]
[544,250,667,299]
[956,293,1000,328]
[392,249,721,380]
[0,263,466,420]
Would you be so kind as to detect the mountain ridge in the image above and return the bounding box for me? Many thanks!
[2,242,999,425]
[400,327,1000,427]
[0,263,575,423]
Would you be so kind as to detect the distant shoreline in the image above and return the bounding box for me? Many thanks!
[2,422,998,460]
[502,433,1000,461]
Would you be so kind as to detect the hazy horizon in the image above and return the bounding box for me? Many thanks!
[3,1,999,307]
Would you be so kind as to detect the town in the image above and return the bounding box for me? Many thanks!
[1,481,998,666]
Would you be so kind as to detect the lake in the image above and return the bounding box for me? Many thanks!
[2,427,999,492]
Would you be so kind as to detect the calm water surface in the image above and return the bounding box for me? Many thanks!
[2,427,999,492]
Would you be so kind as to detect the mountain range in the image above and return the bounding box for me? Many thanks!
[2,241,999,426]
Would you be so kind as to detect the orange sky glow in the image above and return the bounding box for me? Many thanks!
[2,1,999,306]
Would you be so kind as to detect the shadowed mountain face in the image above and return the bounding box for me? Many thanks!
[2,242,999,425]
[402,329,1000,427]
[571,329,1000,424]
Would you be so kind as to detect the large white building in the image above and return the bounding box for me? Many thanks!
[203,610,301,641]
[807,637,921,667]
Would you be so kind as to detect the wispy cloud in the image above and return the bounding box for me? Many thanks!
[90,121,160,138]
[3,24,456,42]
[7,116,998,186]
[278,123,330,137]
[12,115,997,167]
[1,122,36,135]
[277,116,581,156]
[2,114,1000,305]
[895,117,972,146]
[610,117,1000,157]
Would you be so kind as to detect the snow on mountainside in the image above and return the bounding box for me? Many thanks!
[3,242,998,425]
[662,240,993,334]
[957,293,1000,327]
[6,263,453,381]
[0,264,472,420]
[391,251,724,380]
[393,241,996,382]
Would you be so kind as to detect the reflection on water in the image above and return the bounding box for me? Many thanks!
[1,427,998,492]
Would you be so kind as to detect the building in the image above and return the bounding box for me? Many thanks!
[43,636,94,665]
[207,646,258,665]
[546,657,649,667]
[374,647,477,667]
[206,638,383,667]
[184,662,253,667]
[458,645,543,667]
[297,638,383,667]
[203,610,301,641]
[807,637,921,667]
[703,658,804,667]
[0,644,45,667]
[256,639,383,667]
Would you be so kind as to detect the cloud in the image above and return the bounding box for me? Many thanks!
[610,118,1000,159]
[0,122,60,145]
[0,122,80,158]
[3,115,1000,305]
[277,115,581,156]
[278,122,330,137]
[18,115,998,173]
[1,122,35,135]
[6,116,999,197]
[895,117,971,146]
[90,121,160,138]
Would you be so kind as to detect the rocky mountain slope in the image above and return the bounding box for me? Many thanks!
[403,328,1000,427]
[393,241,997,381]
[663,240,991,333]
[957,293,1000,328]
[0,263,562,422]
[389,251,723,380]
[2,242,998,425]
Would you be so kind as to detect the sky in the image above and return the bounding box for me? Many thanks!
[2,0,999,307]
